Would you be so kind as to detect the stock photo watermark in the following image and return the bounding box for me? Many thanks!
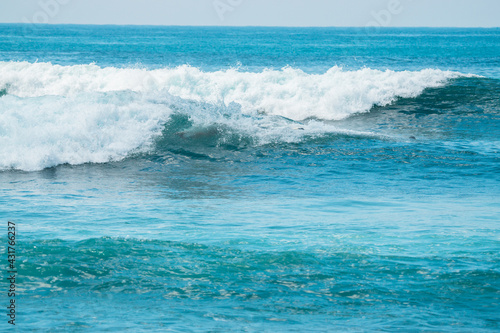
[213,0,244,21]
[22,0,72,32]
[366,0,414,31]
[6,221,17,326]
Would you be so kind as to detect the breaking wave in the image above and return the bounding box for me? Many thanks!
[0,61,469,171]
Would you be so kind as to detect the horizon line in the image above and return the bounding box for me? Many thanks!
[0,22,499,29]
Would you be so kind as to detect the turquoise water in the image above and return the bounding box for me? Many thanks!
[0,25,499,331]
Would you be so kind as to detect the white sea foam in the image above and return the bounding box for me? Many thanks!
[0,92,171,171]
[0,61,464,171]
[0,61,464,120]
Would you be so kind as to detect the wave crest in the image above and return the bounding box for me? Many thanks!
[0,61,463,120]
[0,62,466,171]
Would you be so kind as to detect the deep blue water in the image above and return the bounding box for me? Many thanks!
[0,25,499,332]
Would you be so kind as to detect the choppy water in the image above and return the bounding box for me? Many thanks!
[1,25,499,332]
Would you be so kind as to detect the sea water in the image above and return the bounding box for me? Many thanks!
[0,25,499,331]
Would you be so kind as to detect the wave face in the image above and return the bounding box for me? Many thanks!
[0,62,465,171]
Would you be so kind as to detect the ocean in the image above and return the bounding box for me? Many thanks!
[0,25,499,331]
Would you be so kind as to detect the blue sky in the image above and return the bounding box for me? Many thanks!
[1,0,499,27]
